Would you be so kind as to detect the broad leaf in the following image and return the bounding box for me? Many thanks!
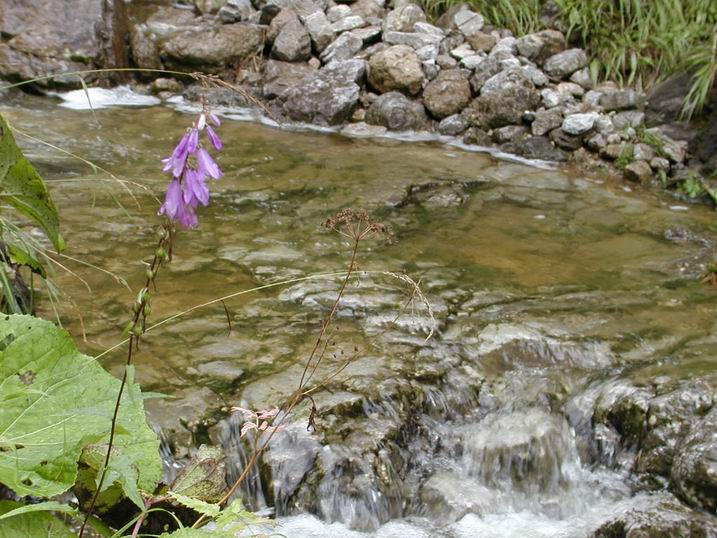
[6,242,46,278]
[169,492,220,518]
[0,315,161,500]
[0,113,65,251]
[170,445,226,503]
[0,500,73,538]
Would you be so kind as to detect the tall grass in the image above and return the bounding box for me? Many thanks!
[419,0,717,117]
[557,0,717,117]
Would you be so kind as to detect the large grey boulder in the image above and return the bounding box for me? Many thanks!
[543,48,588,79]
[423,69,471,119]
[367,44,423,95]
[0,0,129,87]
[282,70,360,125]
[366,91,429,131]
[272,16,311,61]
[162,23,264,72]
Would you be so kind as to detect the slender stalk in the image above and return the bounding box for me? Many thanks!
[79,227,173,537]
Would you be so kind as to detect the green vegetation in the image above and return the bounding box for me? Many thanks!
[419,0,717,117]
[615,144,635,170]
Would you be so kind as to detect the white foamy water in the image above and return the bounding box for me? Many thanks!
[54,86,160,109]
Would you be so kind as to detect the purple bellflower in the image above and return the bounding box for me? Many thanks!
[158,112,224,228]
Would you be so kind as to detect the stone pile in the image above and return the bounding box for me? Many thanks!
[0,0,709,187]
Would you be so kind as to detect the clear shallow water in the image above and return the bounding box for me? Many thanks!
[2,92,717,536]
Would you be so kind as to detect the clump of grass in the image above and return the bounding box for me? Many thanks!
[419,0,717,118]
[556,0,717,117]
[421,0,543,35]
[615,144,635,170]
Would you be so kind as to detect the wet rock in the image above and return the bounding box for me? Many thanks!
[146,387,224,456]
[367,44,423,95]
[196,361,244,391]
[340,122,387,137]
[543,48,588,79]
[599,89,641,111]
[624,161,653,183]
[161,23,264,72]
[262,59,313,99]
[282,70,360,125]
[503,135,568,161]
[320,31,363,63]
[593,492,717,538]
[382,3,426,32]
[437,114,468,135]
[218,0,257,22]
[0,0,129,87]
[671,406,717,513]
[365,91,428,131]
[272,16,311,62]
[532,108,563,136]
[423,69,471,119]
[562,112,599,135]
[302,11,335,52]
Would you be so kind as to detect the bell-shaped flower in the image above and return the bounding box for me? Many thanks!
[197,148,222,180]
[162,131,191,178]
[206,125,223,151]
[183,168,210,207]
[158,178,182,219]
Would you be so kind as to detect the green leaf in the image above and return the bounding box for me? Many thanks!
[0,500,77,521]
[0,114,65,251]
[0,314,161,500]
[170,445,226,503]
[6,242,46,278]
[0,500,74,538]
[214,499,272,533]
[169,492,220,518]
[158,530,217,538]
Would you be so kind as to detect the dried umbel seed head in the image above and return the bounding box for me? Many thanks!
[323,208,394,243]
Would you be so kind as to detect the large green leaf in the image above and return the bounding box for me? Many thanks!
[0,113,65,251]
[0,314,161,499]
[0,500,73,538]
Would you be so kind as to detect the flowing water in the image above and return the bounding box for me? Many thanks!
[2,90,716,536]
